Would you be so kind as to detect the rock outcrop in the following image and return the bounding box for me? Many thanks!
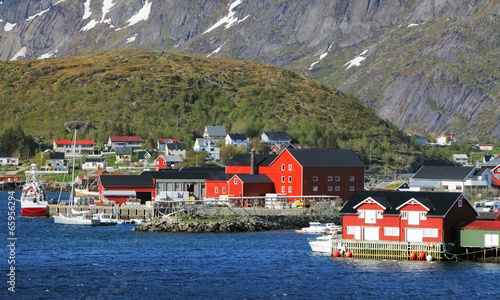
[137,216,341,233]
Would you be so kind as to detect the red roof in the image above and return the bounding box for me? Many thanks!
[463,220,500,230]
[158,138,180,144]
[54,140,94,145]
[109,136,142,142]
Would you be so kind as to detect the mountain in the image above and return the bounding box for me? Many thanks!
[0,0,498,140]
[0,50,426,172]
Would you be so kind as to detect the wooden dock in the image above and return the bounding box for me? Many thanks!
[48,204,155,220]
[340,240,444,261]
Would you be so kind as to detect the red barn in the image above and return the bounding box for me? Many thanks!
[99,175,155,205]
[340,191,479,243]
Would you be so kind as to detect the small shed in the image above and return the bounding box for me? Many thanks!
[458,213,500,247]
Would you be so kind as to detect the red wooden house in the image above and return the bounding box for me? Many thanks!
[98,175,155,205]
[340,191,479,243]
[207,148,365,200]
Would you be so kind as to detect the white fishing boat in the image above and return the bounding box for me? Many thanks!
[75,187,99,197]
[20,164,49,217]
[296,222,329,234]
[308,233,344,254]
[54,131,100,226]
[92,212,118,226]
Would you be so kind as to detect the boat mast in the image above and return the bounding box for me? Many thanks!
[69,130,77,215]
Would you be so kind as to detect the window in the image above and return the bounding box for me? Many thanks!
[288,164,292,171]
[458,199,462,207]
[328,186,333,192]
[335,186,340,191]
[288,176,292,183]
[312,186,318,192]
[384,227,400,236]
[281,164,285,171]
[328,176,333,181]
[346,226,356,235]
[420,211,427,220]
[222,187,226,194]
[350,176,355,181]
[408,211,420,225]
[313,176,318,181]
[288,186,292,194]
[215,187,218,194]
[485,234,499,247]
[350,186,355,192]
[335,176,340,181]
[281,176,285,183]
[281,186,285,193]
[422,228,438,238]
[234,178,238,184]
[377,211,383,219]
[358,210,364,218]
[401,211,408,219]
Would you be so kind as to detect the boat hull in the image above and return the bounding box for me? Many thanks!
[21,206,47,217]
[54,214,100,226]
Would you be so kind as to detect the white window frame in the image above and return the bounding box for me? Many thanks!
[350,176,355,181]
[420,211,427,220]
[485,234,499,247]
[222,187,226,194]
[328,176,333,182]
[377,211,383,219]
[281,176,285,183]
[401,211,408,219]
[335,186,340,191]
[281,164,285,171]
[346,226,356,235]
[312,186,318,192]
[327,186,333,192]
[281,186,285,193]
[335,176,340,181]
[288,176,292,183]
[384,227,400,236]
[422,228,438,238]
[358,210,364,219]
[313,176,318,181]
[288,186,292,194]
[234,178,238,185]
[215,187,218,194]
[350,186,355,192]
[408,211,420,225]
[458,199,462,207]
[288,164,292,171]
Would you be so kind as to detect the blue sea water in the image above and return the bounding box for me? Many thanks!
[1,191,499,299]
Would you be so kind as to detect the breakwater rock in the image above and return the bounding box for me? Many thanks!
[137,215,341,233]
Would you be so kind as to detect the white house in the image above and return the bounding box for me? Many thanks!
[53,139,94,156]
[157,138,180,152]
[435,135,461,146]
[107,136,142,151]
[82,158,108,170]
[203,126,226,142]
[261,132,291,146]
[166,143,187,159]
[0,153,18,166]
[225,134,248,148]
[194,138,220,160]
[479,144,494,151]
[453,154,469,166]
[46,151,68,171]
[409,166,492,192]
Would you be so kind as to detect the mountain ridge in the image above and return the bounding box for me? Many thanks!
[0,0,498,139]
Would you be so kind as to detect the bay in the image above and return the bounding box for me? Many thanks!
[1,191,499,299]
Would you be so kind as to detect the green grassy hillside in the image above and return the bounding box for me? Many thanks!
[0,50,425,171]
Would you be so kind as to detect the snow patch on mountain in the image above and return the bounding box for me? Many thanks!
[10,47,27,61]
[203,0,249,34]
[207,43,226,57]
[4,22,16,31]
[308,45,332,70]
[344,49,368,70]
[126,34,137,43]
[82,0,92,20]
[38,50,58,60]
[116,0,151,30]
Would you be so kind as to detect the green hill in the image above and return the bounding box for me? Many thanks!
[0,50,425,171]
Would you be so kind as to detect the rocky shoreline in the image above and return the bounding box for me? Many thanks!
[136,215,341,233]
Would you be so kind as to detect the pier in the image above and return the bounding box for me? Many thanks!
[340,240,444,261]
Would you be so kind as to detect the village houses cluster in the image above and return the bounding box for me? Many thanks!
[1,128,500,246]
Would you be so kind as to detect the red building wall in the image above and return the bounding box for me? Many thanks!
[441,197,478,243]
[303,167,364,200]
[228,176,244,197]
[225,165,252,174]
[263,151,303,196]
[205,180,229,198]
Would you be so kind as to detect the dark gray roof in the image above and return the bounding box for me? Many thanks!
[100,175,154,187]
[115,147,133,155]
[49,152,65,159]
[0,153,16,158]
[166,143,186,150]
[263,132,290,141]
[85,158,106,163]
[206,126,226,137]
[234,174,273,183]
[340,191,473,217]
[142,168,225,180]
[286,149,365,167]
[228,134,246,140]
[412,166,475,180]
[226,154,278,167]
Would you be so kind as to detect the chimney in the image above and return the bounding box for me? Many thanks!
[251,149,255,175]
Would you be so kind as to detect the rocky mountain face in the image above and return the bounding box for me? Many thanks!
[1,0,498,139]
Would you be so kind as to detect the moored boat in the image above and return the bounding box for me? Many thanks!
[20,164,48,217]
[308,233,343,254]
[75,188,99,197]
[296,222,329,234]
